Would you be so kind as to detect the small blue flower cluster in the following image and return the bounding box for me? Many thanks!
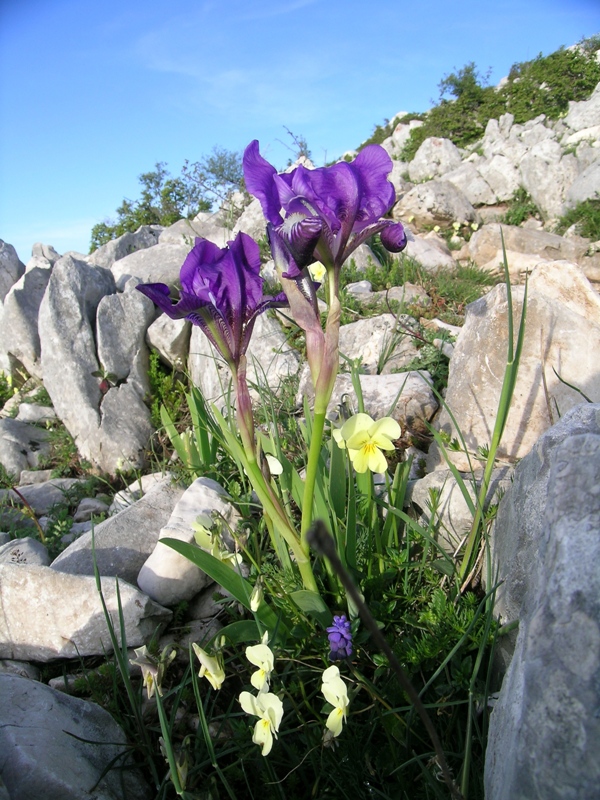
[327,615,353,661]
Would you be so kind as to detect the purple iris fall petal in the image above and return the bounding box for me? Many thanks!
[136,232,286,368]
[327,615,353,661]
[380,221,408,252]
[242,141,407,274]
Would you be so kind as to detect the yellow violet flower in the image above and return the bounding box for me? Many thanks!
[129,645,175,699]
[246,643,275,692]
[333,412,401,474]
[321,665,349,739]
[308,262,327,282]
[238,691,284,756]
[192,644,226,691]
[249,580,264,612]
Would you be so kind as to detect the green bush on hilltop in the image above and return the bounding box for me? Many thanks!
[391,37,600,162]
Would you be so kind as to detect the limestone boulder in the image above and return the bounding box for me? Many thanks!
[393,180,480,228]
[0,537,50,567]
[232,197,268,242]
[298,367,438,435]
[403,233,456,271]
[408,137,463,183]
[338,314,420,374]
[427,260,600,472]
[564,81,600,131]
[443,161,496,206]
[0,241,25,302]
[138,478,241,606]
[39,258,155,475]
[565,159,600,207]
[159,214,229,247]
[110,242,190,291]
[51,476,184,583]
[519,139,579,218]
[391,118,424,152]
[0,564,171,660]
[406,467,512,553]
[0,418,51,482]
[0,674,150,800]
[146,312,191,369]
[88,225,161,269]
[0,266,52,379]
[485,410,600,800]
[469,224,589,267]
[477,155,522,203]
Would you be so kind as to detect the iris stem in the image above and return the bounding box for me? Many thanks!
[301,409,327,551]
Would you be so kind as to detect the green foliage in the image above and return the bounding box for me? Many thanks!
[89,161,212,252]
[397,327,452,395]
[501,187,541,226]
[555,196,600,240]
[38,420,91,477]
[0,372,14,408]
[504,44,600,123]
[147,350,188,429]
[399,38,600,161]
[183,146,246,215]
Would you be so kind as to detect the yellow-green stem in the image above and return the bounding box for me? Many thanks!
[300,409,327,550]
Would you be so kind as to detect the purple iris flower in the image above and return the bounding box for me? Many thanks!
[327,615,353,661]
[136,233,287,370]
[243,140,407,277]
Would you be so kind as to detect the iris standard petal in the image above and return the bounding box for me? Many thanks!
[351,145,396,228]
[243,140,283,225]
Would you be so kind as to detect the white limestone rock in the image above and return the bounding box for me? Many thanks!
[137,478,241,606]
[427,260,600,472]
[408,137,463,183]
[0,674,150,800]
[0,564,171,660]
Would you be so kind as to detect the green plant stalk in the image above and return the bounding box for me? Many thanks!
[301,267,341,549]
[459,242,527,582]
[155,690,184,796]
[300,409,327,548]
[9,486,47,544]
[215,374,318,592]
[244,457,318,593]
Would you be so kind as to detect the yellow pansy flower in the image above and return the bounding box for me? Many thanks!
[333,413,401,474]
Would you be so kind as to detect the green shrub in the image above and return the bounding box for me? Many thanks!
[398,38,600,162]
[501,187,541,226]
[555,197,600,240]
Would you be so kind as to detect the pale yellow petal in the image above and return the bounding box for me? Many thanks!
[344,429,371,450]
[332,428,346,449]
[367,447,389,474]
[253,718,274,756]
[340,413,373,441]
[246,644,274,671]
[369,417,401,444]
[348,446,370,473]
[250,668,269,692]
[326,706,346,737]
[239,690,260,716]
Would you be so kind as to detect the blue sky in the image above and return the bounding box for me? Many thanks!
[1,0,599,261]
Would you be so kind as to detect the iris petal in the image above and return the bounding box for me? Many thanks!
[242,140,283,225]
